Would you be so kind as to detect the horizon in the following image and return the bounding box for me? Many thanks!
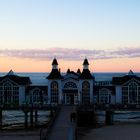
[0,0,140,72]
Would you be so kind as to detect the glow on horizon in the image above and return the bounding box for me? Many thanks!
[0,56,140,73]
[0,0,140,72]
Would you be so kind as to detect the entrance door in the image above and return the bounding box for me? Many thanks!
[65,94,74,104]
[70,95,74,104]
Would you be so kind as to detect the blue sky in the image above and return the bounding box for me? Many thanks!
[0,0,140,72]
[0,0,140,50]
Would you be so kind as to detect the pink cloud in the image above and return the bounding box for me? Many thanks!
[0,47,140,61]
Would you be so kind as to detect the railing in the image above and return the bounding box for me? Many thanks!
[95,81,112,86]
[40,105,62,140]
[68,123,76,140]
[94,103,140,110]
[0,104,58,110]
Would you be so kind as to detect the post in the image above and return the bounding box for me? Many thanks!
[106,110,114,125]
[35,110,38,126]
[30,110,33,127]
[0,109,2,129]
[25,111,28,128]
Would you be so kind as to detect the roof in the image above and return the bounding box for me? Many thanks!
[7,70,15,75]
[68,71,79,76]
[79,69,94,79]
[0,75,31,85]
[52,58,58,65]
[27,85,48,94]
[63,70,79,81]
[112,75,140,85]
[77,69,81,74]
[94,85,115,95]
[67,68,71,74]
[83,58,89,65]
[47,69,63,79]
[127,70,134,75]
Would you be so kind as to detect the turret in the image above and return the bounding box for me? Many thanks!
[83,58,89,69]
[47,58,63,79]
[52,58,58,69]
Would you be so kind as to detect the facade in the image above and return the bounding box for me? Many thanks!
[0,59,140,107]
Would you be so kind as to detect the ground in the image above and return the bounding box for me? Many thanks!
[78,123,140,140]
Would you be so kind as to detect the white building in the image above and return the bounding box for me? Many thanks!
[47,58,94,105]
[0,58,140,107]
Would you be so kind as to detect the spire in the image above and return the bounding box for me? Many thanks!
[7,69,15,76]
[77,68,81,74]
[128,70,134,75]
[52,58,58,65]
[83,58,89,69]
[52,58,58,69]
[83,58,89,65]
[67,68,71,74]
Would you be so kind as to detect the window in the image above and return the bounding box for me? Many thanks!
[138,87,140,103]
[122,87,128,104]
[129,82,137,103]
[99,89,111,104]
[30,89,42,104]
[51,81,59,104]
[82,81,90,104]
[13,87,19,104]
[1,81,19,105]
[122,81,140,104]
[0,86,3,104]
[64,82,77,89]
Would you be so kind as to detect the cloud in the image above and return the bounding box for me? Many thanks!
[0,47,140,61]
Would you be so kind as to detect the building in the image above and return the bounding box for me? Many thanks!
[0,58,140,107]
[0,70,31,106]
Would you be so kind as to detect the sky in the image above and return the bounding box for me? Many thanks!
[0,0,140,72]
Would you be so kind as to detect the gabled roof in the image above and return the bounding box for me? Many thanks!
[94,85,115,95]
[63,70,79,81]
[47,69,63,79]
[27,85,48,94]
[112,74,140,85]
[7,70,15,75]
[62,77,79,81]
[127,70,134,75]
[68,71,79,76]
[79,69,94,79]
[0,72,31,85]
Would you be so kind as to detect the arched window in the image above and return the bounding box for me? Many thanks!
[3,82,12,104]
[64,82,77,89]
[99,89,111,104]
[82,81,90,104]
[0,86,3,104]
[122,81,139,104]
[2,81,19,105]
[51,81,59,104]
[122,87,128,104]
[31,89,42,104]
[129,82,137,103]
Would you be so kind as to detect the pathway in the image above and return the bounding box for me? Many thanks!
[48,105,76,140]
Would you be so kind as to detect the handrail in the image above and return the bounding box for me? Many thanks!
[68,123,76,140]
[40,105,62,140]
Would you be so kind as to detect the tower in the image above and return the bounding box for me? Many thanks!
[83,58,89,69]
[79,58,94,104]
[47,58,63,104]
[52,58,58,69]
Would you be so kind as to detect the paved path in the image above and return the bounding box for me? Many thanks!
[79,123,140,140]
[48,106,76,140]
[0,130,40,140]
